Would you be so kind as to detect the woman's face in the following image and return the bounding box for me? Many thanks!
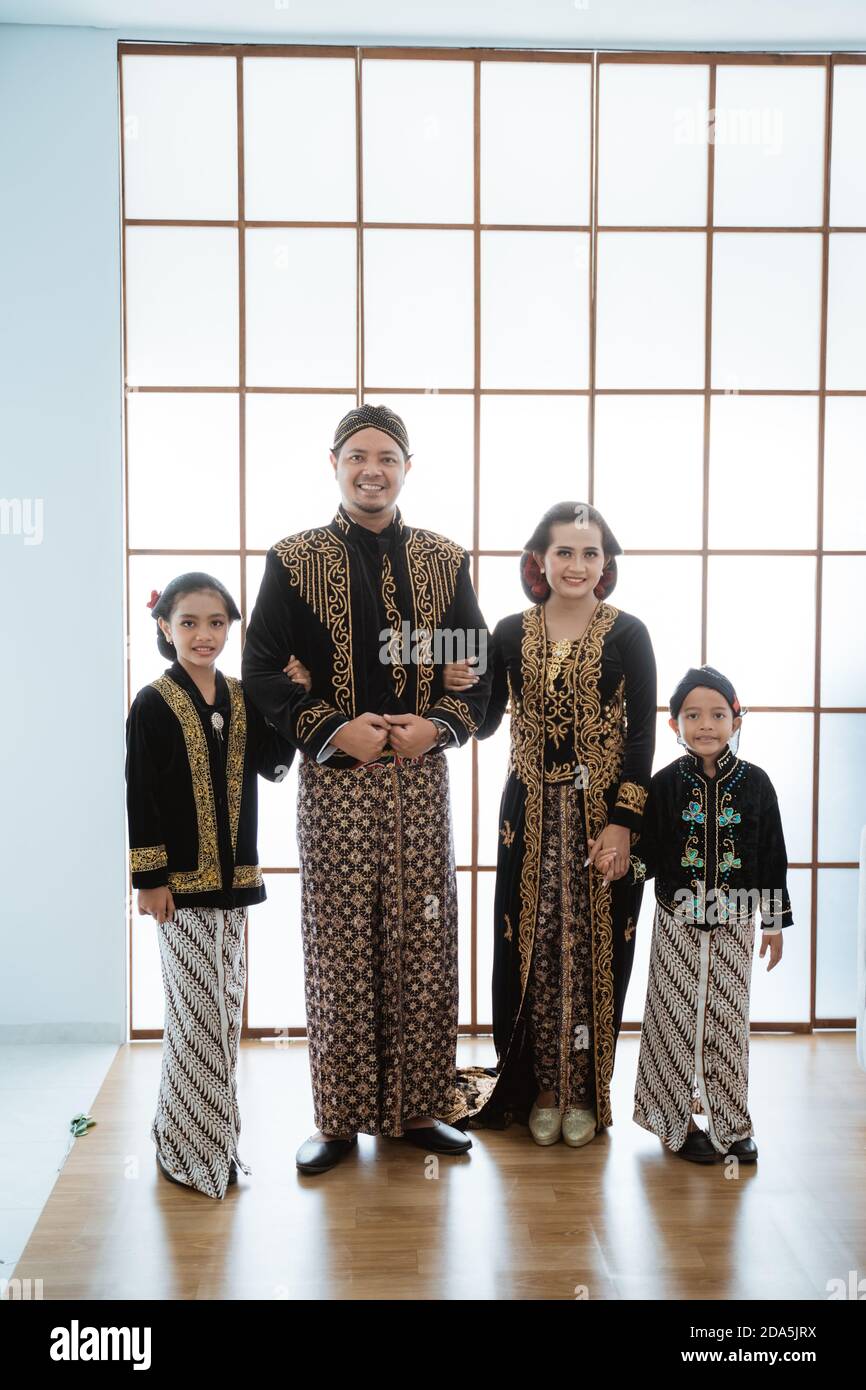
[537,520,606,601]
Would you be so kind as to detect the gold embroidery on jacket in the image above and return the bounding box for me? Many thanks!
[434,695,477,737]
[274,529,355,717]
[150,674,247,894]
[232,864,263,889]
[130,844,167,872]
[404,530,463,714]
[296,700,341,745]
[381,551,407,700]
[616,780,648,816]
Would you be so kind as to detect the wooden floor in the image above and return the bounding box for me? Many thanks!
[9,1033,866,1300]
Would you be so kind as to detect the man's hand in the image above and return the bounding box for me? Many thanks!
[137,886,176,925]
[330,713,391,763]
[382,713,440,759]
[442,658,479,692]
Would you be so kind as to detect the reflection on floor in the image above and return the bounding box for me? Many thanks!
[5,1034,866,1300]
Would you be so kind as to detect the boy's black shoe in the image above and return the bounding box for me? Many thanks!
[725,1136,758,1162]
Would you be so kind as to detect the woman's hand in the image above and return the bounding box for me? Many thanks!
[759,931,784,971]
[587,825,631,882]
[442,658,479,692]
[284,654,312,692]
[137,887,176,925]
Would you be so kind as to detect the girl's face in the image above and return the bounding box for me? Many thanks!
[537,520,606,601]
[159,590,231,670]
[670,685,742,759]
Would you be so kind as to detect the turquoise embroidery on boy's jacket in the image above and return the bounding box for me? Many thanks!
[682,799,705,824]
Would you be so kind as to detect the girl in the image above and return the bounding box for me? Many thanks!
[444,503,657,1146]
[125,573,295,1199]
[622,665,792,1164]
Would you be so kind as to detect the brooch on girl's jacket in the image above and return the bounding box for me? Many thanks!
[211,712,225,743]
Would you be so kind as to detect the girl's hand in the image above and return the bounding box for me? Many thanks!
[284,654,312,692]
[587,826,631,882]
[442,658,479,692]
[759,931,784,971]
[137,887,176,925]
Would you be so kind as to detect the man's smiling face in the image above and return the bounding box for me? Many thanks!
[331,426,411,520]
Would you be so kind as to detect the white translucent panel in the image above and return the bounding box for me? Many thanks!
[738,712,814,865]
[127,554,242,702]
[749,868,811,1023]
[246,871,305,1030]
[457,870,472,1026]
[481,61,591,226]
[479,396,588,550]
[708,396,818,549]
[712,66,825,227]
[607,556,703,705]
[122,56,238,220]
[245,393,355,549]
[478,555,529,632]
[711,233,822,390]
[245,228,356,388]
[707,556,815,706]
[623,883,661,1024]
[243,57,356,221]
[816,870,859,1018]
[829,66,866,226]
[363,60,473,223]
[364,230,474,388]
[818,715,866,864]
[824,398,866,550]
[596,233,706,388]
[481,232,590,389]
[125,227,238,386]
[826,235,866,389]
[386,393,474,550]
[447,742,473,868]
[476,867,496,1027]
[598,62,709,226]
[130,914,165,1031]
[595,395,704,549]
[652,709,679,775]
[821,559,866,706]
[477,719,511,868]
[127,393,239,550]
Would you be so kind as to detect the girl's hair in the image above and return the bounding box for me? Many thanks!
[520,502,623,603]
[149,572,241,661]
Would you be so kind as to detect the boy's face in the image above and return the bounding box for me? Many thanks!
[669,684,742,759]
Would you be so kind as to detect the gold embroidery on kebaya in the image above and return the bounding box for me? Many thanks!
[296,700,341,745]
[404,530,463,715]
[150,674,247,895]
[503,914,513,941]
[232,864,263,888]
[434,695,478,736]
[616,781,648,816]
[380,552,407,700]
[512,606,546,1001]
[274,529,355,717]
[130,844,167,872]
[500,820,515,848]
[572,601,620,1127]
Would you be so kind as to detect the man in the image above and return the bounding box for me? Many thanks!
[242,403,493,1173]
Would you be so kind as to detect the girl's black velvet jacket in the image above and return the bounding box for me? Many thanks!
[125,661,295,909]
[630,744,794,931]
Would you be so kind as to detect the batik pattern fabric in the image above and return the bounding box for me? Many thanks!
[152,904,251,1199]
[296,749,496,1137]
[633,900,755,1153]
[526,780,596,1110]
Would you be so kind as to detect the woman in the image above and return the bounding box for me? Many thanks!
[448,503,657,1145]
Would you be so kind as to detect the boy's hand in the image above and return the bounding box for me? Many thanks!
[759,931,784,971]
[284,654,312,692]
[442,658,479,692]
[137,887,176,925]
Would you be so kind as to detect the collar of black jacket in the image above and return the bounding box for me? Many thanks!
[682,741,736,776]
[332,501,406,546]
[165,660,229,712]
